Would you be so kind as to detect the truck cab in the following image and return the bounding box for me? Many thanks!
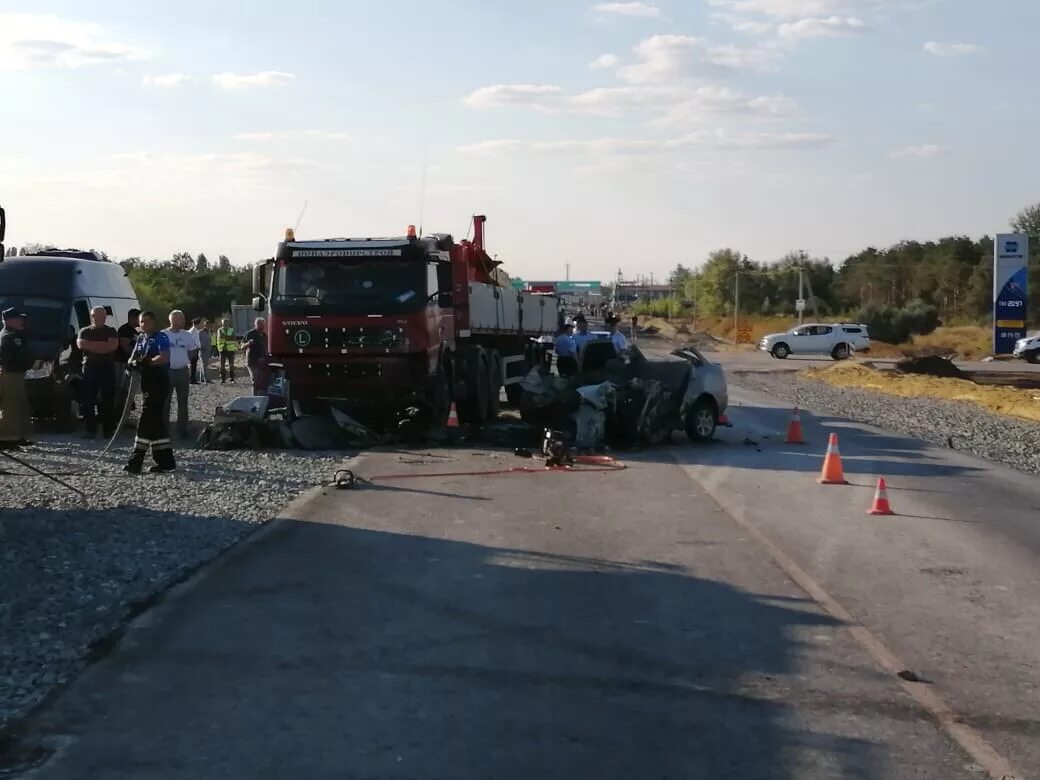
[253,226,455,425]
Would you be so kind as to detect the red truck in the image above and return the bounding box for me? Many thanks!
[252,215,559,428]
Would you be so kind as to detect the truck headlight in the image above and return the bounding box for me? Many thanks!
[25,361,54,380]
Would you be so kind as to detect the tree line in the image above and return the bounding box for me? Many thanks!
[636,201,1040,336]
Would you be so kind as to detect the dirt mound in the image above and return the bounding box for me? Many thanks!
[895,355,970,380]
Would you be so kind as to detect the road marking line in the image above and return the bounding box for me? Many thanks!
[673,455,1020,780]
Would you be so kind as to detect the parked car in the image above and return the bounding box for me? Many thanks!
[0,249,140,428]
[1013,333,1040,363]
[759,323,870,360]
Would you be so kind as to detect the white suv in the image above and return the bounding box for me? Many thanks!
[759,323,870,360]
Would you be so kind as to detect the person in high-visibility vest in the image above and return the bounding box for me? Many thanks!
[214,318,237,383]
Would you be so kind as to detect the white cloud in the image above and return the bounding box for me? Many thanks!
[890,143,950,158]
[0,13,148,69]
[709,0,919,18]
[464,84,565,109]
[459,129,835,156]
[212,70,295,89]
[589,53,620,70]
[592,2,663,18]
[142,72,191,87]
[923,41,983,57]
[777,16,866,39]
[234,130,351,142]
[463,80,798,124]
[616,34,780,83]
[712,12,774,34]
[651,87,799,125]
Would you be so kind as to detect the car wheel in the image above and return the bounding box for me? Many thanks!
[831,343,850,361]
[1026,350,1040,365]
[771,343,790,360]
[685,398,717,443]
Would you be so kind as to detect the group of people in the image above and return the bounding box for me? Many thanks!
[0,305,269,474]
[552,313,629,378]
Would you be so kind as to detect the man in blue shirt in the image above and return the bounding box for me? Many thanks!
[125,311,176,474]
[571,314,594,352]
[554,321,578,378]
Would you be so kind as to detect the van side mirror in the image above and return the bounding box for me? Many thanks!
[437,292,453,308]
[252,295,266,312]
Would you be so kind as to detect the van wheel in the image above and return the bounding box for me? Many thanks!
[52,384,78,433]
[831,343,850,361]
[771,343,790,360]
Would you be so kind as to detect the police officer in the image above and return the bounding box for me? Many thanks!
[0,308,33,450]
[125,311,176,474]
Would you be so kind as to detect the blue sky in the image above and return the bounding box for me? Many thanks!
[1,0,1037,281]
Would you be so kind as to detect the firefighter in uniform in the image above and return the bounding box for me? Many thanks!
[0,308,33,450]
[125,311,176,474]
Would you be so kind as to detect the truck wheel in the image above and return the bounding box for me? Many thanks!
[429,367,451,428]
[486,350,502,420]
[771,343,790,360]
[456,347,490,425]
[685,397,717,443]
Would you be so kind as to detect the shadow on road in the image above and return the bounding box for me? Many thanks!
[14,519,889,780]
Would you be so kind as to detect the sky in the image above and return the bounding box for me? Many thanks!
[1,0,1038,282]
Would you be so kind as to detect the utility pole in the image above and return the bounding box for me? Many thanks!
[796,249,806,325]
[734,268,740,340]
[565,263,570,282]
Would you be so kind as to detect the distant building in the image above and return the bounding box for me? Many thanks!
[614,282,673,304]
[510,279,604,307]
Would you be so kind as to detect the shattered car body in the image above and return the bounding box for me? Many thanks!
[609,344,728,444]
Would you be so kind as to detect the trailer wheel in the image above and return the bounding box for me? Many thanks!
[456,347,490,425]
[486,350,502,420]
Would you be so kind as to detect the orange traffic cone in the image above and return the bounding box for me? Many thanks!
[868,477,895,515]
[785,407,806,445]
[818,433,848,485]
[446,402,459,428]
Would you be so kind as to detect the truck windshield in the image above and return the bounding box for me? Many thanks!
[0,296,66,339]
[273,260,427,314]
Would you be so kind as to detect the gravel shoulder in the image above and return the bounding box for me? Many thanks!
[0,376,350,736]
[735,370,1040,474]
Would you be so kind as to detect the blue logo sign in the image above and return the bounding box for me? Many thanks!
[1006,241,1019,253]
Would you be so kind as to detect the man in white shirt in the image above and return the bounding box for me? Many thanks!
[163,310,196,439]
[606,315,629,357]
[188,318,206,384]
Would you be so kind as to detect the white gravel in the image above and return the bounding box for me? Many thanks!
[0,377,350,733]
[735,371,1040,475]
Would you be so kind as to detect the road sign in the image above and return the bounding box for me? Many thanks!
[795,298,806,313]
[993,234,1029,354]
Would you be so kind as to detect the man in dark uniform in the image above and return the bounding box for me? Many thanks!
[125,311,176,474]
[0,308,33,450]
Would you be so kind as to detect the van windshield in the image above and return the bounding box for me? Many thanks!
[0,296,66,339]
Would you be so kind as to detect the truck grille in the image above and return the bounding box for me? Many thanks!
[306,362,382,379]
[286,326,405,350]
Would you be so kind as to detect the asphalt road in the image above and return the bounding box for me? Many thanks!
[13,383,1040,779]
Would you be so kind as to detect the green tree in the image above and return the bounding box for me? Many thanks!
[195,252,210,272]
[1011,202,1040,239]
[218,254,232,271]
